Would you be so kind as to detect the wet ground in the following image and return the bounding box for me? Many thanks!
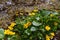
[0,0,60,40]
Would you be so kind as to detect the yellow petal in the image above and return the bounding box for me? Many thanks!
[45,26,51,31]
[50,32,55,36]
[33,9,38,12]
[46,35,50,40]
[31,13,35,15]
[54,22,58,26]
[50,14,54,17]
[10,22,16,27]
[8,27,13,30]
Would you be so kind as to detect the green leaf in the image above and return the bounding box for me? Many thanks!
[24,29,31,35]
[32,21,42,26]
[0,28,4,39]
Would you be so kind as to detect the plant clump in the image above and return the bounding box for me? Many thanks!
[3,9,60,40]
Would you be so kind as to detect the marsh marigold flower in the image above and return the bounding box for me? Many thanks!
[4,29,15,35]
[10,22,16,27]
[50,14,54,17]
[45,25,51,31]
[54,22,58,26]
[50,32,55,39]
[46,35,50,40]
[32,13,35,15]
[50,32,55,36]
[8,26,13,30]
[33,9,38,12]
[29,12,35,16]
[24,22,31,28]
[8,22,16,30]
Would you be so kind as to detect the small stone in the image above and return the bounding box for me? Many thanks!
[0,4,3,10]
[6,1,12,5]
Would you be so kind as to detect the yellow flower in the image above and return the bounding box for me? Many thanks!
[32,12,35,15]
[8,26,13,30]
[20,13,23,15]
[50,14,54,17]
[49,32,55,39]
[29,12,35,16]
[50,32,55,36]
[45,25,51,31]
[4,29,10,35]
[9,31,15,35]
[46,35,50,40]
[24,24,28,28]
[24,22,31,28]
[4,29,15,35]
[27,22,31,26]
[10,22,16,27]
[54,22,58,26]
[33,9,38,12]
[7,22,16,30]
[4,22,16,35]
